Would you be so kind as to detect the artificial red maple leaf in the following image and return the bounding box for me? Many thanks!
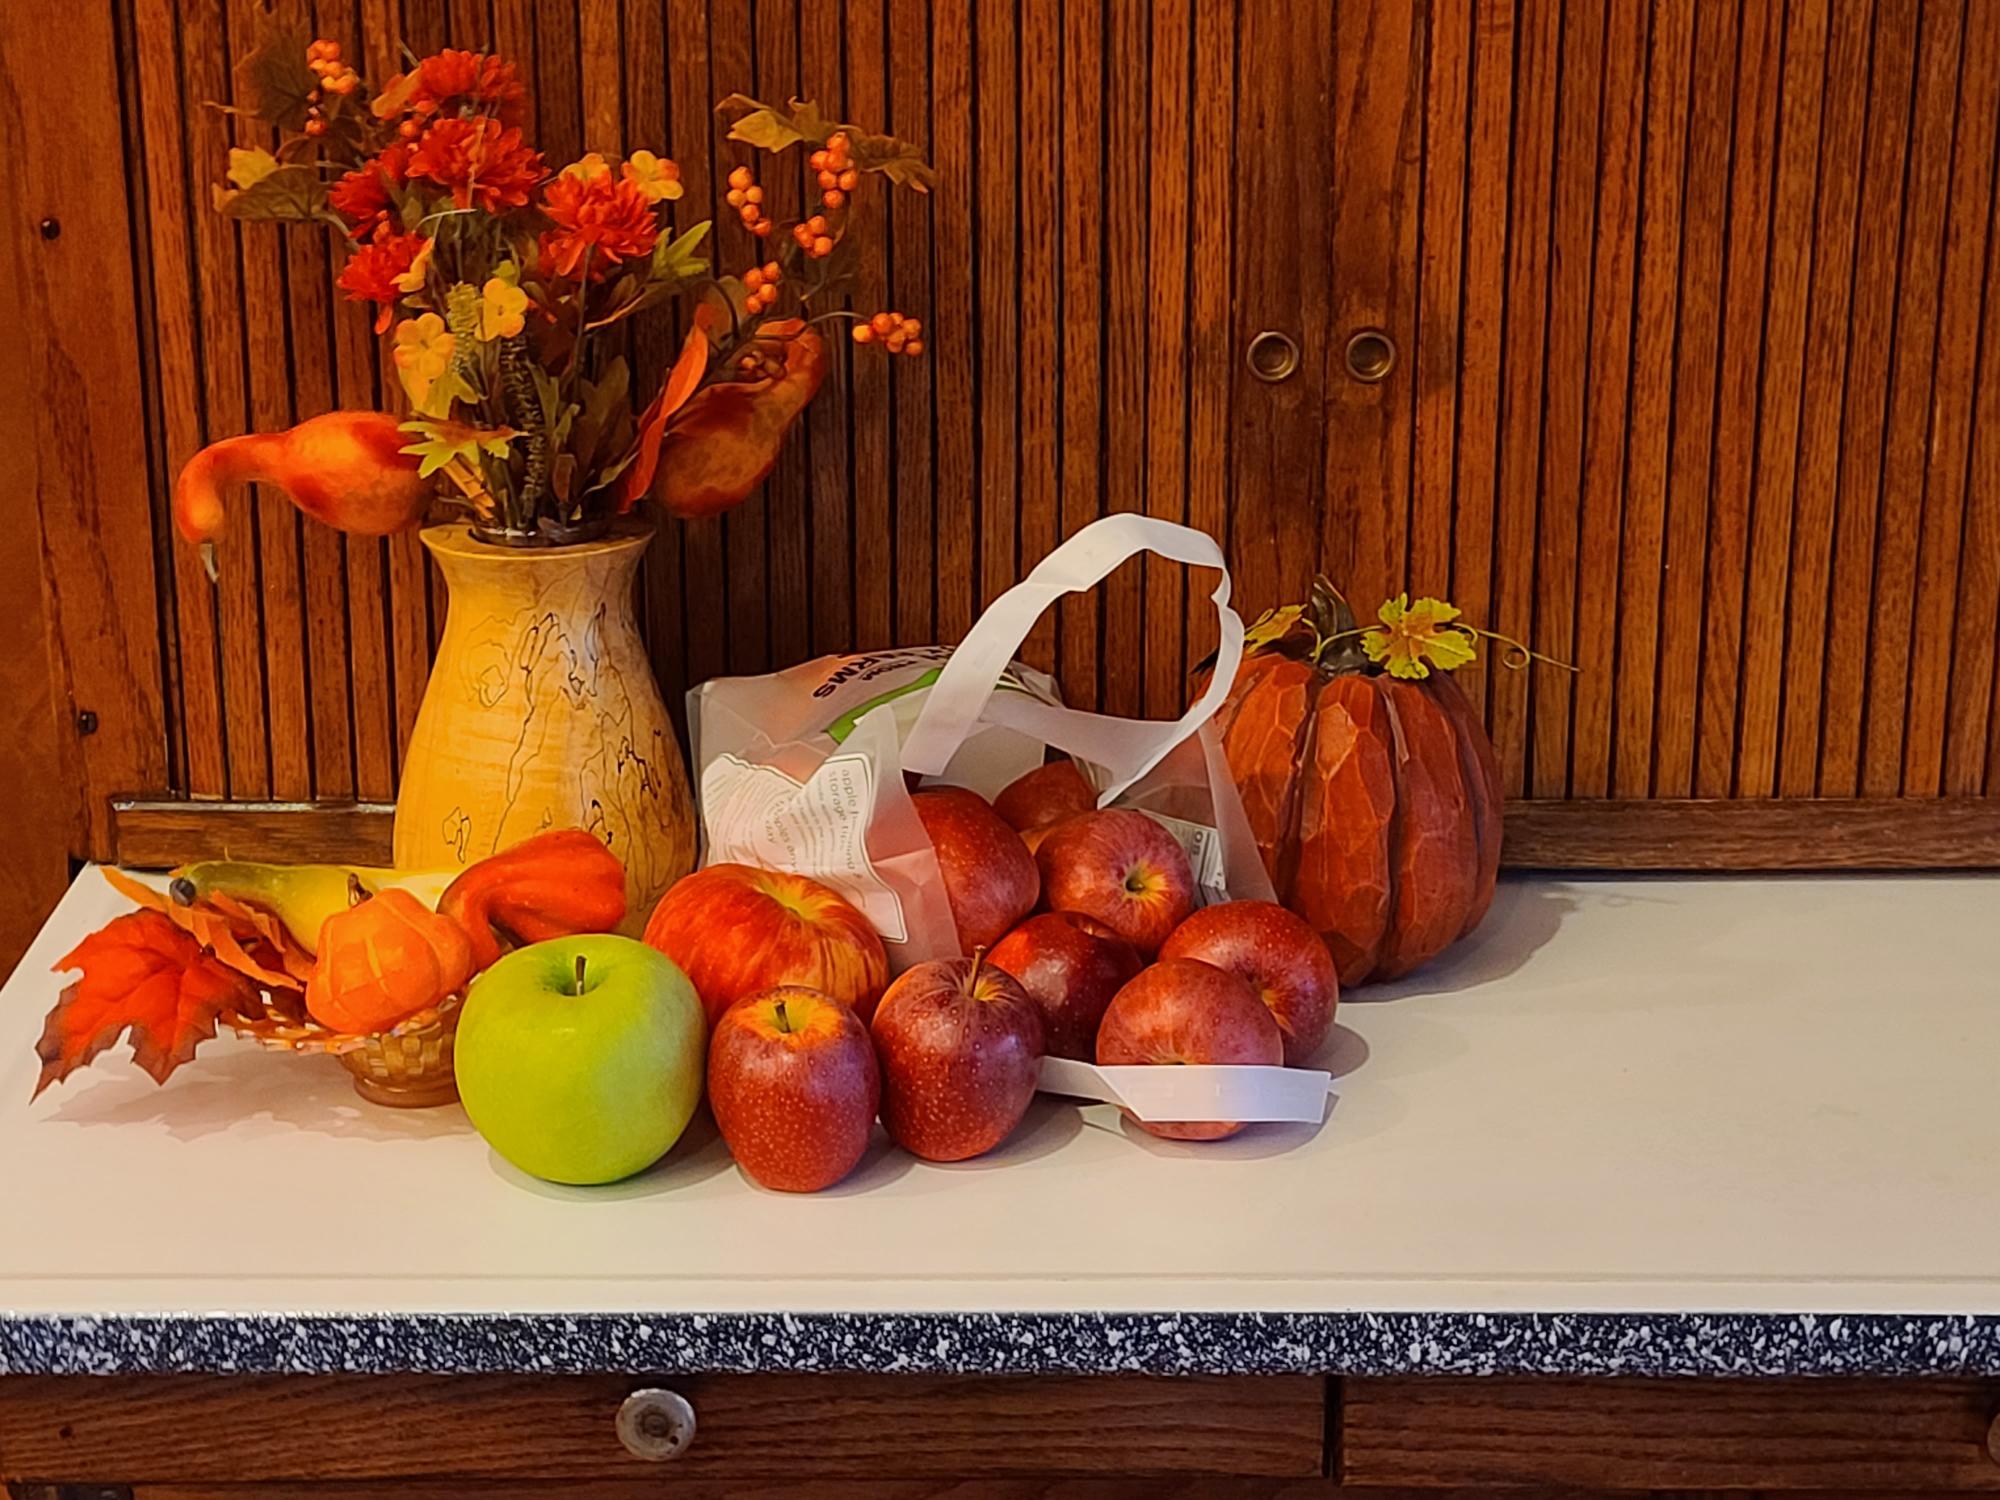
[100,867,311,988]
[32,910,260,1098]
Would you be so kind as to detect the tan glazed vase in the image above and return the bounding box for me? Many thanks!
[392,521,696,932]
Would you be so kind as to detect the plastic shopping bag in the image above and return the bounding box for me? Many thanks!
[689,514,1275,970]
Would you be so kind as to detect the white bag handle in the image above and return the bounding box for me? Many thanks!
[901,514,1243,803]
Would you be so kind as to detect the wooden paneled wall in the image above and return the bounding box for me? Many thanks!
[6,0,1998,882]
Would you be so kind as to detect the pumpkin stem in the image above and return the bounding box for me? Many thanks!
[573,953,588,996]
[1308,577,1371,672]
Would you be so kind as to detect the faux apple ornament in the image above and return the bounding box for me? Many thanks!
[911,787,1040,952]
[454,934,707,1184]
[987,911,1143,1060]
[871,951,1045,1162]
[994,759,1098,832]
[707,985,881,1192]
[644,864,889,1024]
[1095,957,1283,1141]
[1159,900,1339,1066]
[1034,809,1195,956]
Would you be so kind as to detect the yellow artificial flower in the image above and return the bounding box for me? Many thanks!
[1361,594,1477,680]
[479,276,529,340]
[560,152,612,182]
[622,149,683,203]
[391,237,435,294]
[391,313,456,413]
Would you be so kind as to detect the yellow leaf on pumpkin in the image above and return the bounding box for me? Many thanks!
[1361,594,1477,680]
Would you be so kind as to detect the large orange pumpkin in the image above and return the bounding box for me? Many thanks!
[1213,582,1503,984]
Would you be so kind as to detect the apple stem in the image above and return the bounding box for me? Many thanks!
[573,953,588,996]
[774,998,792,1033]
[968,945,987,989]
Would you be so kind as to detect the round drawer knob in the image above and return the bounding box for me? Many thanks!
[616,1387,697,1461]
[1343,327,1396,383]
[1986,1409,2000,1466]
[1245,329,1302,383]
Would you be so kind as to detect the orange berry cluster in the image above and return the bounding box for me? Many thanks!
[736,343,786,379]
[809,132,861,211]
[851,311,923,356]
[741,260,783,314]
[791,213,836,259]
[308,39,359,92]
[303,39,359,135]
[726,165,772,238]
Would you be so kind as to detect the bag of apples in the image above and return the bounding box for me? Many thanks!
[684,514,1337,1140]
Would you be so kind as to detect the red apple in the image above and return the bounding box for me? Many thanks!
[912,787,1040,952]
[1159,900,1339,1066]
[1034,809,1196,956]
[707,985,881,1192]
[1095,957,1284,1141]
[988,912,1143,1060]
[994,759,1098,832]
[644,864,889,1025]
[871,953,1045,1161]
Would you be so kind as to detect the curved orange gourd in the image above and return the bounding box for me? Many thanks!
[173,411,430,571]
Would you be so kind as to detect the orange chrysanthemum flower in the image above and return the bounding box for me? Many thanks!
[329,143,412,237]
[336,228,431,333]
[375,49,528,128]
[539,172,659,278]
[408,117,545,215]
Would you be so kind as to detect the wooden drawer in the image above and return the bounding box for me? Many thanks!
[0,1374,1326,1484]
[1340,1376,2000,1489]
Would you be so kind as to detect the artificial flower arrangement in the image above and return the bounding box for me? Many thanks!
[173,27,934,566]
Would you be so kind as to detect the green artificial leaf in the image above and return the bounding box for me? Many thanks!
[569,357,631,473]
[651,220,712,288]
[231,28,318,132]
[583,446,640,497]
[716,93,839,152]
[846,129,938,192]
[530,365,576,451]
[213,163,329,223]
[226,147,281,190]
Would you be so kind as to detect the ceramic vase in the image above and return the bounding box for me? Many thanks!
[391,521,696,933]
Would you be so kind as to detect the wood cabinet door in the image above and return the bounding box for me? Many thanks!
[1234,0,2000,866]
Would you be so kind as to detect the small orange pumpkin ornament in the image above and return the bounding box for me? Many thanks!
[305,889,477,1034]
[1210,581,1512,985]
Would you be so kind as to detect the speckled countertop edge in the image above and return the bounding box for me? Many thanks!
[5,1311,1999,1377]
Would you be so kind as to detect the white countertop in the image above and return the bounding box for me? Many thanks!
[4,865,1998,1323]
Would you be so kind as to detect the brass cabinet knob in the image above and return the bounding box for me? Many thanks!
[616,1387,697,1461]
[1246,329,1302,382]
[1344,328,1396,383]
[1986,1409,2000,1465]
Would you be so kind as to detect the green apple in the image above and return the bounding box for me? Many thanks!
[455,934,706,1185]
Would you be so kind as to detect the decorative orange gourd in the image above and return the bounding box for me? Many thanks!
[438,829,628,969]
[173,410,430,575]
[305,888,477,1035]
[1212,581,1504,985]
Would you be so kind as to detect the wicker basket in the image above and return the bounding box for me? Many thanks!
[227,994,464,1109]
